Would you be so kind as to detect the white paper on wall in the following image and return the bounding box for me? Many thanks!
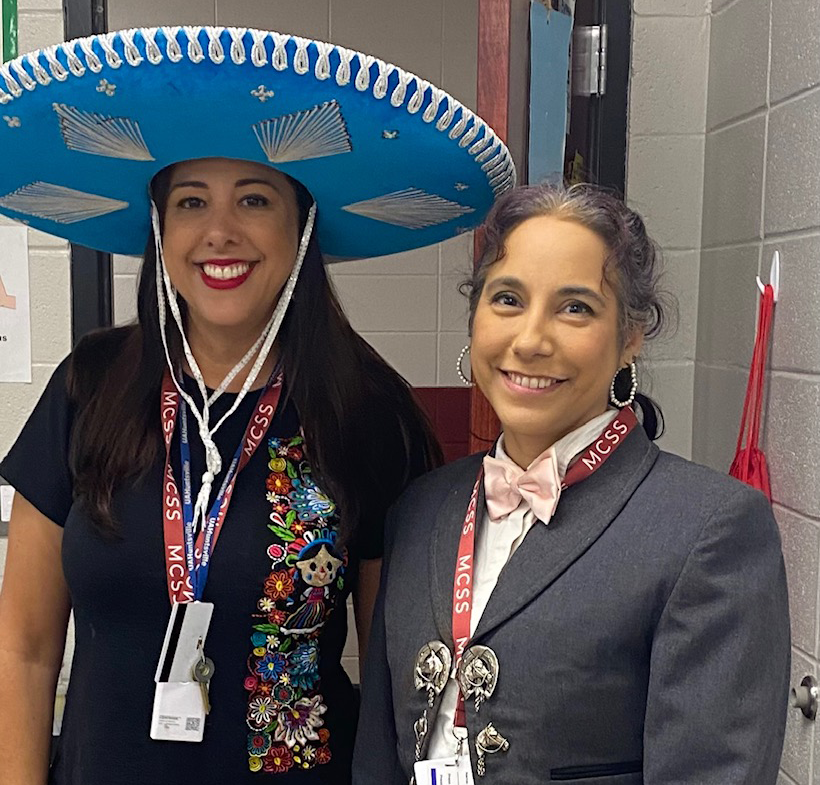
[0,226,32,383]
[0,484,13,522]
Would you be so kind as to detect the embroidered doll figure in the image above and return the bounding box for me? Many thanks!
[281,541,344,635]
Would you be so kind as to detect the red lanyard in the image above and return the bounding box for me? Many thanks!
[160,370,283,604]
[452,407,638,726]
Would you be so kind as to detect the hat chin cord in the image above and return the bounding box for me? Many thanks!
[151,200,317,533]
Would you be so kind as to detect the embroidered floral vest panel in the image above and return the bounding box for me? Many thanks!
[244,435,346,774]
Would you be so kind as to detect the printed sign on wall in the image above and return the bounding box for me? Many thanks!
[0,226,32,382]
[1,0,18,62]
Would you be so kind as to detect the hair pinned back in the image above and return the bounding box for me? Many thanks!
[461,183,677,440]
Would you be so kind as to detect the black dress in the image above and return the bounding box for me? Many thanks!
[0,354,412,785]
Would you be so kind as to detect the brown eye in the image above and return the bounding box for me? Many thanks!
[178,196,205,209]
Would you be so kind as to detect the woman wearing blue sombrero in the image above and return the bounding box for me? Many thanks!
[0,26,515,784]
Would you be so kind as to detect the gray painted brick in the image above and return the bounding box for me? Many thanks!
[775,505,819,657]
[644,362,694,459]
[702,116,765,248]
[627,135,705,250]
[644,250,699,364]
[766,92,820,235]
[697,244,760,367]
[771,0,820,103]
[630,16,708,136]
[767,374,820,519]
[706,0,769,129]
[633,0,709,14]
[767,235,820,375]
[691,363,747,471]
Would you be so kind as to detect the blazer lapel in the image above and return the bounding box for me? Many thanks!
[429,453,485,647]
[472,427,659,641]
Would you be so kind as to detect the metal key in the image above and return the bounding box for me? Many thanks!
[192,656,215,715]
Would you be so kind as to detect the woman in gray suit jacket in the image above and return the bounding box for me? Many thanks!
[353,184,790,785]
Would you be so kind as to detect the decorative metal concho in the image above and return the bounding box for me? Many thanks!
[414,641,453,707]
[456,645,499,713]
[475,722,510,777]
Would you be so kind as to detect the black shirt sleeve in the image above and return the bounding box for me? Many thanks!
[0,356,74,526]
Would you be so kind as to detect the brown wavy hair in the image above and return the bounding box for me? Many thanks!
[67,166,443,543]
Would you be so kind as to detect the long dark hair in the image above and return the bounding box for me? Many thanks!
[67,166,442,542]
[462,183,676,440]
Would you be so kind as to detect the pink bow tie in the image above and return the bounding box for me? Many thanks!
[482,447,562,523]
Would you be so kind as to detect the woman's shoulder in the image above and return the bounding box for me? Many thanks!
[649,449,774,528]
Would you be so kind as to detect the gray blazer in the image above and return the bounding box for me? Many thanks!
[353,426,790,785]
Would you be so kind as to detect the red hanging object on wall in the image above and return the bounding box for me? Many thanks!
[729,283,775,501]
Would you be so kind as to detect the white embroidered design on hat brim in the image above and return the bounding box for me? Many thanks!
[53,103,155,161]
[341,188,474,229]
[253,100,352,164]
[0,27,516,199]
[0,182,129,224]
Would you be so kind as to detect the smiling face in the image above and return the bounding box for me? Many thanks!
[470,214,643,468]
[161,157,301,344]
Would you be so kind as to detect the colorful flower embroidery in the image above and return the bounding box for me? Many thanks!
[262,744,294,773]
[288,480,336,519]
[264,571,294,601]
[266,473,293,495]
[257,652,286,682]
[269,457,287,472]
[272,682,294,704]
[289,643,320,690]
[248,696,276,726]
[273,695,327,747]
[257,597,275,613]
[246,435,347,774]
[248,731,272,756]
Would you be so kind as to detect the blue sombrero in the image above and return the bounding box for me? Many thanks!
[0,26,516,259]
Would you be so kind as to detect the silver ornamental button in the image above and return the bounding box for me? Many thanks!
[457,645,499,712]
[414,641,452,706]
[475,722,510,777]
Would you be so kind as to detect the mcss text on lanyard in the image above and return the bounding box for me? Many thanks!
[160,369,283,604]
[451,406,638,726]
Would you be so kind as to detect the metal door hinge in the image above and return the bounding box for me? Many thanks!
[572,24,607,97]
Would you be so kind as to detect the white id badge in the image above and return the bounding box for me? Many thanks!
[150,682,206,742]
[150,601,214,742]
[413,755,475,785]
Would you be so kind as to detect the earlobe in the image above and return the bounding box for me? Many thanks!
[622,332,644,365]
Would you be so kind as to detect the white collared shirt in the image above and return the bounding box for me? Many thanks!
[426,409,619,759]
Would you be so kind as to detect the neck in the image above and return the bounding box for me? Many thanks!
[502,408,612,469]
[184,319,278,393]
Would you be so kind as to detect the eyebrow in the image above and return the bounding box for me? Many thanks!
[556,285,607,306]
[169,178,282,192]
[486,277,607,306]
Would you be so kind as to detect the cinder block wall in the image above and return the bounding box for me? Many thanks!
[692,1,820,782]
[626,0,709,459]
